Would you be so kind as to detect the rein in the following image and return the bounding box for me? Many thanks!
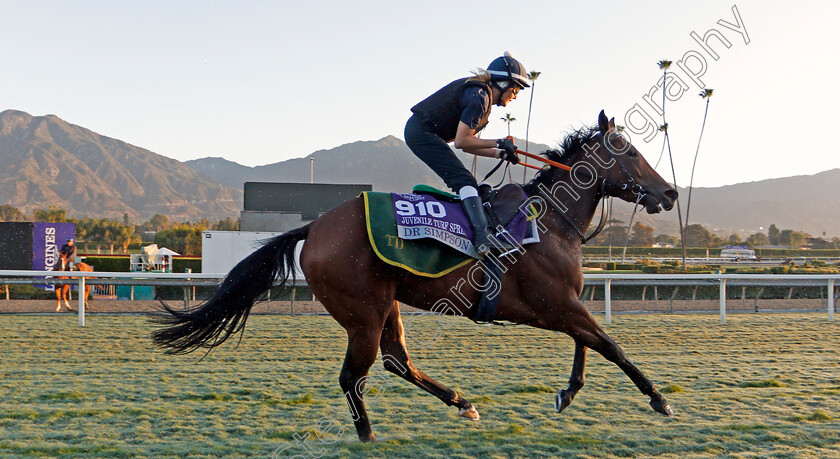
[515,148,571,171]
[483,137,572,184]
[481,146,553,184]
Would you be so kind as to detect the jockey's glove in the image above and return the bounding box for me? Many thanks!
[497,138,520,164]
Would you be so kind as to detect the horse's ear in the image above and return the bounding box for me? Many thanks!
[609,117,616,129]
[598,110,610,134]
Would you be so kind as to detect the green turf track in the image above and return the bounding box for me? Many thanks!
[1,313,838,458]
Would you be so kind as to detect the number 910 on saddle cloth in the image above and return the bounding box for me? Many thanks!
[361,186,538,278]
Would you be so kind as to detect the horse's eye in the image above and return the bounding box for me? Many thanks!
[627,150,637,157]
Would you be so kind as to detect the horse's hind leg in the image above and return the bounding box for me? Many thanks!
[340,326,385,442]
[378,304,479,420]
[562,300,672,416]
[555,342,587,413]
[64,287,75,312]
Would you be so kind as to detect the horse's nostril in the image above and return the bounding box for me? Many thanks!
[664,189,679,201]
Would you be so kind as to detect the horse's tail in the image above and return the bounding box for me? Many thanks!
[151,224,310,355]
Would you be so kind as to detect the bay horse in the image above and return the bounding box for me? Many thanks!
[153,110,679,442]
[55,255,93,312]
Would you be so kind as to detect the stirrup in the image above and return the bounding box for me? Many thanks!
[487,232,517,253]
[474,230,516,255]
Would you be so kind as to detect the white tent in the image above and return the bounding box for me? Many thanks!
[131,245,180,272]
[156,247,180,257]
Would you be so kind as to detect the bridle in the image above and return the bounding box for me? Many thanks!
[483,130,650,243]
[532,131,649,244]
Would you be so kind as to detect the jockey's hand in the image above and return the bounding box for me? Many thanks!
[497,138,520,164]
[500,150,520,164]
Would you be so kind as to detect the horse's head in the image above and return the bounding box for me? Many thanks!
[585,110,678,213]
[523,111,679,236]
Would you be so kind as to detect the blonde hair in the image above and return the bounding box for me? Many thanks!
[466,69,491,84]
[466,69,508,88]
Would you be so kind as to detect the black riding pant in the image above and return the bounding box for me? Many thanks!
[404,114,477,192]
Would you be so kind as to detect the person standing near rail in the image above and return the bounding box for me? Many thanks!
[404,51,529,255]
[58,237,76,270]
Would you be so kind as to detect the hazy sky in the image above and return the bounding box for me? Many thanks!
[3,1,838,187]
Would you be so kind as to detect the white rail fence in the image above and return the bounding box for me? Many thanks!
[1,271,837,327]
[1,270,227,327]
[583,273,837,324]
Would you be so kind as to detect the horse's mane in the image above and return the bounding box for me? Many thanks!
[523,125,599,195]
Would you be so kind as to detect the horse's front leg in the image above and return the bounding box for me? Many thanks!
[555,342,586,413]
[559,299,673,417]
[593,329,673,416]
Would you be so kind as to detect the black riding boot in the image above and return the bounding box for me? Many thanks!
[461,196,514,256]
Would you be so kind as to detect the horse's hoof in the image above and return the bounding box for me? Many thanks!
[359,434,377,443]
[650,398,673,416]
[555,390,573,413]
[459,406,480,421]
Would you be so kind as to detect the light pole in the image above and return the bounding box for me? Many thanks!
[310,157,314,184]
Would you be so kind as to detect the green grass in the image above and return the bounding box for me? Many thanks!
[660,383,685,393]
[0,313,838,457]
[739,378,786,388]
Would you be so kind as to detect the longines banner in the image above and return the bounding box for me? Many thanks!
[32,222,75,291]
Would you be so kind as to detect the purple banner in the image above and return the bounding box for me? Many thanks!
[33,222,76,290]
[391,193,474,256]
[392,193,536,257]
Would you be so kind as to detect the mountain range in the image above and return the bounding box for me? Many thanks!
[184,136,549,192]
[186,137,840,237]
[1,109,837,237]
[0,110,241,222]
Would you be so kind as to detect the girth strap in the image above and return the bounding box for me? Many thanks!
[473,260,503,323]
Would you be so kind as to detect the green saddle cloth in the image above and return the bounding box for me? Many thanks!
[362,191,473,278]
[411,184,459,201]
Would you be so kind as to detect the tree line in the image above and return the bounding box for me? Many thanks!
[3,204,836,251]
[0,204,239,256]
[582,220,838,249]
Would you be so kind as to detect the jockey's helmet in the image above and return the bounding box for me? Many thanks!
[487,52,530,89]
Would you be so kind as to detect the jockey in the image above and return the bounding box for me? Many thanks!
[59,237,76,270]
[405,52,529,255]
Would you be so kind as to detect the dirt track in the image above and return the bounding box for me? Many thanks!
[0,299,328,315]
[0,298,829,315]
